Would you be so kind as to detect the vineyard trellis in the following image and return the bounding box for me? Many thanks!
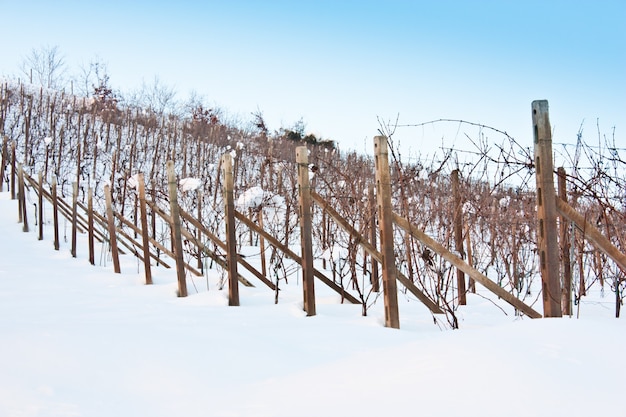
[2,77,625,327]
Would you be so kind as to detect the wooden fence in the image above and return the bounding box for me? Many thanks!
[4,100,626,328]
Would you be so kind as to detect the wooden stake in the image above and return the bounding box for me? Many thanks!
[71,182,78,258]
[557,167,572,316]
[197,190,203,272]
[11,141,16,200]
[221,153,240,306]
[104,184,121,274]
[452,169,467,305]
[88,187,95,265]
[18,164,28,232]
[296,146,316,316]
[52,177,60,250]
[258,208,267,279]
[373,136,400,329]
[0,136,7,192]
[166,161,188,297]
[465,227,476,293]
[38,172,43,240]
[368,183,380,292]
[532,100,562,317]
[138,173,153,284]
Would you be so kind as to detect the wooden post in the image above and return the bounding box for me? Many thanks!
[221,153,240,306]
[258,208,268,279]
[18,164,29,232]
[11,141,16,200]
[138,173,153,284]
[17,166,23,223]
[465,228,476,293]
[38,172,43,240]
[532,100,562,317]
[368,183,380,292]
[557,167,572,316]
[197,190,203,272]
[88,187,95,265]
[0,136,7,192]
[104,184,121,274]
[373,136,400,329]
[452,169,467,305]
[71,182,78,258]
[167,161,188,297]
[52,177,60,250]
[296,146,316,316]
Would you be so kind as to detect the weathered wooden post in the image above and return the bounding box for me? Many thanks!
[104,184,121,274]
[532,100,562,317]
[166,161,188,297]
[38,172,43,240]
[18,164,29,232]
[557,167,572,316]
[368,183,380,292]
[71,182,78,258]
[138,173,153,285]
[11,141,16,200]
[221,153,240,306]
[373,136,400,329]
[0,136,7,192]
[52,177,60,250]
[88,187,95,265]
[296,146,316,316]
[258,208,268,279]
[452,169,467,305]
[197,190,203,272]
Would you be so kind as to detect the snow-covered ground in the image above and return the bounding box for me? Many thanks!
[0,190,624,417]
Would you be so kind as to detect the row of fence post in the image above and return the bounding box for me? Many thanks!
[4,99,626,326]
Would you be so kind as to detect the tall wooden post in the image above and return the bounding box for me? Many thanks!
[104,184,121,274]
[258,208,268,279]
[11,141,16,200]
[0,136,7,192]
[38,172,43,240]
[88,187,95,265]
[296,146,316,316]
[197,190,203,272]
[221,153,240,306]
[532,100,562,317]
[373,136,400,329]
[71,182,78,258]
[138,173,153,285]
[557,167,572,316]
[18,164,28,232]
[52,177,60,250]
[167,161,188,297]
[368,183,380,292]
[452,169,467,305]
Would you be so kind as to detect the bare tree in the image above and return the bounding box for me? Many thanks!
[74,57,110,97]
[20,45,67,90]
[127,76,178,116]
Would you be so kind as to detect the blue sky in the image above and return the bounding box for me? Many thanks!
[1,0,624,157]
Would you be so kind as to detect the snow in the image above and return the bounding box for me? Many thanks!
[0,191,624,417]
[236,186,265,209]
[126,173,140,189]
[179,177,202,192]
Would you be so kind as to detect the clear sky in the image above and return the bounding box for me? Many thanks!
[1,0,624,157]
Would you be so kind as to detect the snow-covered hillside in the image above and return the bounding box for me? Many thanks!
[0,191,624,417]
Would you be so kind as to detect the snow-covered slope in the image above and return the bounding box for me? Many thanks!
[0,191,623,417]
